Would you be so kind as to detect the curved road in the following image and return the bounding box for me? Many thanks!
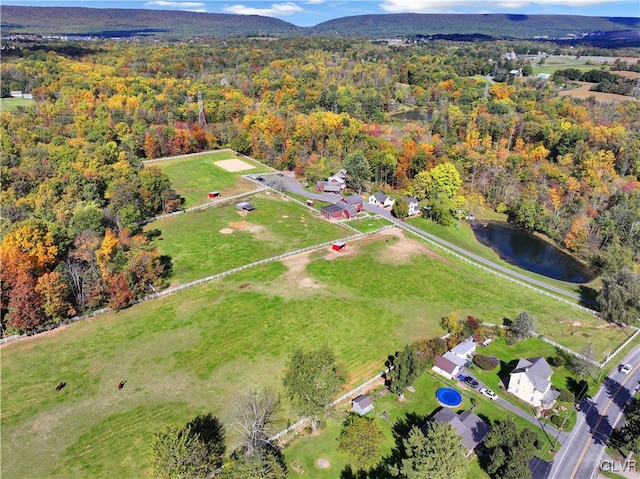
[270,172,595,309]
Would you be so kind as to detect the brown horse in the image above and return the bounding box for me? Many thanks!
[55,382,66,391]
[117,381,126,390]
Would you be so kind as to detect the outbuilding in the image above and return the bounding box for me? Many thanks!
[352,395,373,416]
[208,191,220,199]
[236,201,256,212]
[332,241,346,251]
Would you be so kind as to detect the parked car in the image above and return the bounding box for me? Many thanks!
[480,388,498,400]
[620,363,632,374]
[464,376,479,388]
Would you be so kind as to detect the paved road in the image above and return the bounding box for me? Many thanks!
[267,172,596,308]
[548,346,640,479]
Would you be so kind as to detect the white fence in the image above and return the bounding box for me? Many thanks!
[1,227,392,346]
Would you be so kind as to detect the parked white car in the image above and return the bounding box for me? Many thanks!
[480,388,498,400]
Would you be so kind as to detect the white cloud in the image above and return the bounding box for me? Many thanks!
[306,0,326,4]
[379,0,630,13]
[223,2,304,16]
[145,1,207,11]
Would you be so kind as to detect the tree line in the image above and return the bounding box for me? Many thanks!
[2,37,640,334]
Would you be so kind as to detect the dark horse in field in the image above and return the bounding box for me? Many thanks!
[55,382,66,391]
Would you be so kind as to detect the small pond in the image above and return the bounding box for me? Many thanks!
[390,109,430,121]
[470,221,595,283]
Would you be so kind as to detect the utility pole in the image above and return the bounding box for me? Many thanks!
[198,91,206,127]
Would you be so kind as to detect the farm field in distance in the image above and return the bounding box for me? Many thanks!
[147,150,273,208]
[1,226,630,479]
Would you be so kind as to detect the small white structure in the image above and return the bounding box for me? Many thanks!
[433,354,461,379]
[369,192,395,208]
[507,357,559,409]
[352,395,373,415]
[450,339,477,361]
[404,196,420,216]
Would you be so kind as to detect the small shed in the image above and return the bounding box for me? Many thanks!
[236,201,256,212]
[306,199,314,207]
[352,395,373,416]
[208,191,220,199]
[332,241,346,251]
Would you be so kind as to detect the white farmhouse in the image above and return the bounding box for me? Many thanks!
[507,357,559,409]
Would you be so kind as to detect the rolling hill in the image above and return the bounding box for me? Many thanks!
[0,6,639,41]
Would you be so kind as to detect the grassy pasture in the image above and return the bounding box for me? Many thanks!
[0,96,33,112]
[146,192,350,285]
[148,151,272,208]
[1,229,629,478]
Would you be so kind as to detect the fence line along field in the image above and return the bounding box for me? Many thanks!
[1,228,629,479]
[147,150,272,208]
[146,192,350,285]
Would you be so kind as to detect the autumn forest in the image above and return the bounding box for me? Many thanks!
[1,36,640,334]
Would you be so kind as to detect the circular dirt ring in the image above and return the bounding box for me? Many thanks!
[316,459,330,469]
[219,228,233,234]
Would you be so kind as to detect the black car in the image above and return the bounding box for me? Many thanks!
[255,176,265,182]
[464,376,479,388]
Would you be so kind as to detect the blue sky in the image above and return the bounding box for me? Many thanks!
[8,0,640,26]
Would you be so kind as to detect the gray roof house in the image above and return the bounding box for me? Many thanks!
[236,201,256,211]
[450,339,477,361]
[369,192,395,207]
[403,196,420,216]
[426,408,490,455]
[352,395,374,416]
[508,357,559,409]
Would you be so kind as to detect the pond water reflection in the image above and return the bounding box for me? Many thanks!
[390,110,430,121]
[470,221,595,283]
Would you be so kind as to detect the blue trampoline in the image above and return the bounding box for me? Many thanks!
[436,388,463,408]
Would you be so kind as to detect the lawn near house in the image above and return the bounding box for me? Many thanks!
[147,150,272,208]
[284,370,558,479]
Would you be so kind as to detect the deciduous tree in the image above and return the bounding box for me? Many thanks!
[338,413,384,471]
[282,346,346,433]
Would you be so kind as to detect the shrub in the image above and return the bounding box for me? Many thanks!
[548,355,566,367]
[558,389,575,403]
[473,354,500,370]
[550,414,563,427]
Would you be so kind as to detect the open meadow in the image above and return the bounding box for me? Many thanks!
[146,192,350,285]
[1,227,629,479]
[146,151,273,208]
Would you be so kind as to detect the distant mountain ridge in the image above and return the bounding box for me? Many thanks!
[1,6,638,40]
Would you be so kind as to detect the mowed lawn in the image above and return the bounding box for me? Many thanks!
[1,230,627,479]
[148,150,273,208]
[147,192,351,285]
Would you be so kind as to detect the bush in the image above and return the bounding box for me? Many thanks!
[473,354,500,371]
[548,355,566,367]
[550,414,563,427]
[558,389,575,403]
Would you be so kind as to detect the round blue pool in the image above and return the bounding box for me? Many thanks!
[436,388,463,408]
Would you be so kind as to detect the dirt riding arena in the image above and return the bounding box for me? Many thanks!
[215,158,256,172]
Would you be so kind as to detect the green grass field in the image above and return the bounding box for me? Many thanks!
[148,151,273,208]
[2,227,629,478]
[146,192,351,285]
[0,96,33,112]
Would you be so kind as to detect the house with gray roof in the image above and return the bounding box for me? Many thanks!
[404,196,420,216]
[340,194,364,212]
[369,192,395,208]
[508,357,559,409]
[315,181,344,193]
[426,408,490,455]
[352,395,373,416]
